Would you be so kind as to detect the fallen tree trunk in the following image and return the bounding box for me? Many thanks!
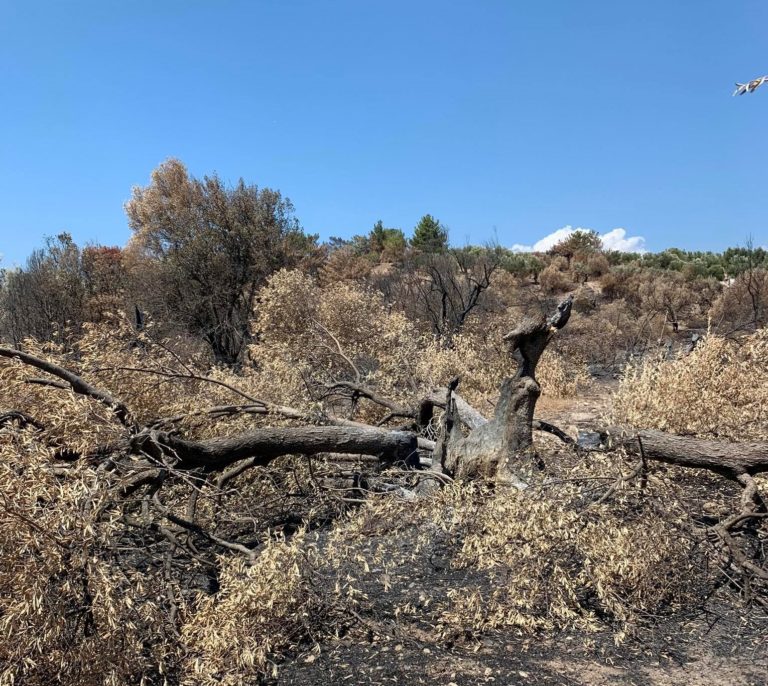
[605,426,768,477]
[150,426,420,471]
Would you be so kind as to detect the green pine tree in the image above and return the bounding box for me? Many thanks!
[411,214,448,253]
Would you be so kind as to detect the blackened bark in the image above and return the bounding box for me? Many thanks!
[605,427,768,477]
[151,425,419,471]
[444,295,573,485]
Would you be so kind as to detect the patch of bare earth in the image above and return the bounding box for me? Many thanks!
[273,612,767,685]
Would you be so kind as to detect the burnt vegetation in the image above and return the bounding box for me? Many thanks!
[1,160,767,684]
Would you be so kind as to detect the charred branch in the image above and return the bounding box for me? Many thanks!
[0,346,134,427]
[0,410,46,431]
[320,381,414,420]
[604,427,768,477]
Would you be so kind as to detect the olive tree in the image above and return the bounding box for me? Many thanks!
[125,159,310,365]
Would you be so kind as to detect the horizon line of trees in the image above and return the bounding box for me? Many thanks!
[1,159,766,363]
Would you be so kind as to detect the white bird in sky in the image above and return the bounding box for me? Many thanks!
[733,75,768,96]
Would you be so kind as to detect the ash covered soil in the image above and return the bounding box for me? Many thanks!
[271,513,766,686]
[267,386,767,686]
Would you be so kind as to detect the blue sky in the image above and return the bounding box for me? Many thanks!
[1,0,767,266]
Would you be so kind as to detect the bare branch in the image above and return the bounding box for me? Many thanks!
[0,346,134,427]
[312,318,361,382]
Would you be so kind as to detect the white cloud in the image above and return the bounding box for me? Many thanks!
[511,225,646,254]
[599,228,646,252]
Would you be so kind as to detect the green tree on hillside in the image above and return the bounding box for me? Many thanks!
[548,229,602,267]
[370,220,407,261]
[411,214,448,253]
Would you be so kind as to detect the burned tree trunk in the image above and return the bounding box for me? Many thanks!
[444,295,573,485]
[604,427,768,477]
[154,425,419,471]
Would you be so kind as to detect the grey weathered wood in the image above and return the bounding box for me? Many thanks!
[422,388,489,430]
[605,427,768,477]
[157,425,419,470]
[444,295,573,484]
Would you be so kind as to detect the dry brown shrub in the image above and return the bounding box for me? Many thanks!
[0,427,177,686]
[436,476,703,639]
[557,300,663,368]
[3,318,270,442]
[247,271,588,428]
[572,285,598,313]
[0,336,126,455]
[218,467,708,667]
[586,253,610,278]
[251,269,425,420]
[419,323,586,406]
[182,532,342,684]
[611,330,768,439]
[539,262,575,294]
[536,350,591,398]
[318,247,373,286]
[710,269,768,333]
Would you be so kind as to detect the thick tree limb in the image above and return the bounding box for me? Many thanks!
[322,413,435,451]
[605,427,768,477]
[149,425,420,471]
[150,400,436,451]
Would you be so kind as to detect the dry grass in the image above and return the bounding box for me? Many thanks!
[0,286,764,683]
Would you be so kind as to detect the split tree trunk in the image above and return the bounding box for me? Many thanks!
[443,295,573,485]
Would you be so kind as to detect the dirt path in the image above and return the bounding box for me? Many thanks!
[536,379,616,439]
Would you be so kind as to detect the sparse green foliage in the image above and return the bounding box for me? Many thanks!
[369,220,407,261]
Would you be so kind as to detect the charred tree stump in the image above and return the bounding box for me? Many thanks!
[444,295,573,485]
